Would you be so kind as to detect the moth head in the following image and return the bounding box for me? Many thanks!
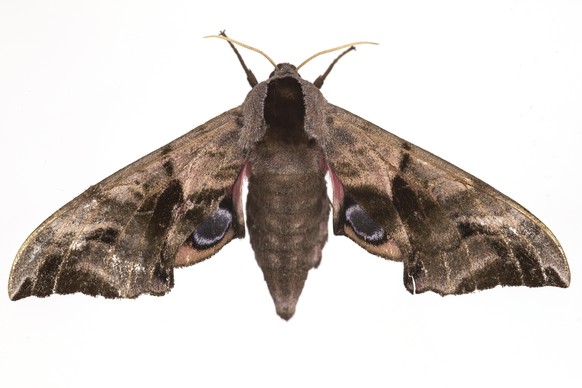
[269,63,298,78]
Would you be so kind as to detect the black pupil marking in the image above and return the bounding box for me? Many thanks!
[345,204,386,244]
[190,207,233,249]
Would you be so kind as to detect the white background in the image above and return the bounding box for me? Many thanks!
[1,1,580,387]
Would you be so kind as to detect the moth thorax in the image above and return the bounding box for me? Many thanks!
[264,77,306,142]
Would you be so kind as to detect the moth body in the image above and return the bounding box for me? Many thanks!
[246,75,330,319]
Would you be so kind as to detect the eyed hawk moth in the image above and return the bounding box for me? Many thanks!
[8,34,570,320]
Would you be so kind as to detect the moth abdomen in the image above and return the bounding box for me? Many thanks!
[246,142,329,319]
[247,170,329,260]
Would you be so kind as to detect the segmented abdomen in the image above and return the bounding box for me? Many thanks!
[246,144,329,319]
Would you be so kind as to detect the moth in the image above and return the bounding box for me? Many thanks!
[9,33,570,320]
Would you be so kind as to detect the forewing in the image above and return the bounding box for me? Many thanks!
[323,104,570,295]
[9,108,247,300]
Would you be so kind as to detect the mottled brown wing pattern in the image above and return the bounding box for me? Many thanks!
[9,108,247,300]
[324,104,570,295]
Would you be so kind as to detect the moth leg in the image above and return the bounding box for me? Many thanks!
[313,46,356,89]
[219,30,258,87]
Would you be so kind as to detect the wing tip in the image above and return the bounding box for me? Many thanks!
[8,275,38,301]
